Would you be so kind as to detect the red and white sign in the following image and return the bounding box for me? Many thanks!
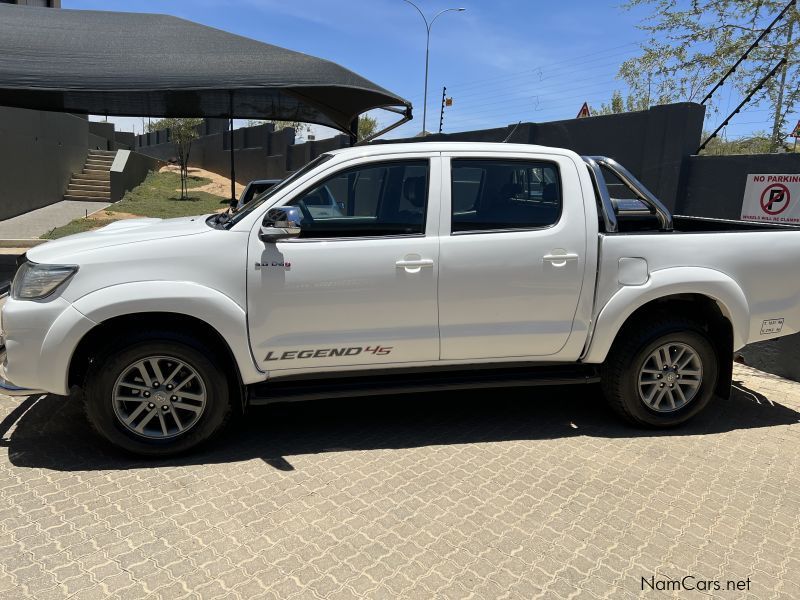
[576,102,591,119]
[741,174,800,223]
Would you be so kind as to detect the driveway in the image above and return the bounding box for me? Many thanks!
[0,364,798,599]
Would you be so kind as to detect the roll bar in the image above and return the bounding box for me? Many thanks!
[581,156,673,232]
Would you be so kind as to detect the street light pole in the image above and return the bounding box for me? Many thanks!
[403,1,465,135]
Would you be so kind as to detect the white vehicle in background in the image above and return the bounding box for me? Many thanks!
[235,178,281,211]
[2,142,800,456]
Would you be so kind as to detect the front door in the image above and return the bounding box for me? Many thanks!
[438,153,587,360]
[247,155,441,373]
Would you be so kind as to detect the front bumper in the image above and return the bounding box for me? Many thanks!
[0,344,47,397]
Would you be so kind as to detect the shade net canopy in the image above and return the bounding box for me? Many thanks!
[0,4,410,135]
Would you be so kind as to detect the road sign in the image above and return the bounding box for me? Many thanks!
[791,120,800,138]
[741,174,800,222]
[576,102,591,119]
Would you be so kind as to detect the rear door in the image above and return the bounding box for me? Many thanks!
[438,151,588,360]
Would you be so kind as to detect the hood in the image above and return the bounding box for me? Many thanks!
[28,215,212,264]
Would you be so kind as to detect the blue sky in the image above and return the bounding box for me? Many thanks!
[65,0,783,141]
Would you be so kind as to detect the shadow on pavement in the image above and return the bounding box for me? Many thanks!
[3,380,799,472]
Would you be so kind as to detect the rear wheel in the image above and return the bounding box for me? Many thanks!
[84,334,232,456]
[601,317,719,427]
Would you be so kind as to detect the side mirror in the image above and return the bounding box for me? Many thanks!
[259,206,302,243]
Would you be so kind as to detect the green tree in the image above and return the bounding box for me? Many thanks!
[621,0,799,152]
[592,90,652,115]
[357,114,379,141]
[146,118,203,199]
[699,130,788,154]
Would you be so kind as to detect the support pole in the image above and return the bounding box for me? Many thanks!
[229,91,236,206]
[697,58,787,153]
[439,86,447,133]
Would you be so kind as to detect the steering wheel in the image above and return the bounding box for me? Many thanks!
[294,198,315,225]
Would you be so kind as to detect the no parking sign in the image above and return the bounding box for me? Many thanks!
[740,174,800,223]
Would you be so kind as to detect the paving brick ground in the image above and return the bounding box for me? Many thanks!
[0,200,109,240]
[0,363,798,599]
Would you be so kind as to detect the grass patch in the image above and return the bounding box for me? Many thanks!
[42,170,229,240]
[111,171,226,218]
[41,217,120,240]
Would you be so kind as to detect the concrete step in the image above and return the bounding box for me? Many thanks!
[68,182,110,192]
[88,150,116,157]
[82,168,111,176]
[79,173,110,182]
[85,160,113,168]
[65,187,110,198]
[70,177,110,187]
[64,193,111,202]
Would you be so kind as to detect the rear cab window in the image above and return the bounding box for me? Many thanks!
[450,159,562,233]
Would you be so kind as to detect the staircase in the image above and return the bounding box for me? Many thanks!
[64,149,116,202]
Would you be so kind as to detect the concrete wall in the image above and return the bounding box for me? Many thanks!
[110,150,162,202]
[383,103,706,211]
[0,107,88,220]
[136,122,349,183]
[136,104,704,207]
[678,153,800,218]
[87,121,134,151]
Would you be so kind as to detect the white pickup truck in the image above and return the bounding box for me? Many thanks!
[3,142,799,456]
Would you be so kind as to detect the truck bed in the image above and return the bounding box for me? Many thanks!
[673,215,800,232]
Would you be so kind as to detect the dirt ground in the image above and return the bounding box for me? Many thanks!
[159,164,245,198]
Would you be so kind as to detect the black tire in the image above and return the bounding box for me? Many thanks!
[601,316,719,428]
[83,332,232,456]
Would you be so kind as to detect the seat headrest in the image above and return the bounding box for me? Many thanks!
[499,182,523,198]
[403,176,426,208]
[542,182,558,202]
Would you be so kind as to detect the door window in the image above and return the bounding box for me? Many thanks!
[288,160,429,238]
[451,159,562,232]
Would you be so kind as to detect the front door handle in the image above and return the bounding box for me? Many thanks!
[396,259,434,268]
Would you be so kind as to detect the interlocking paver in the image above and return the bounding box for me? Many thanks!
[0,363,798,598]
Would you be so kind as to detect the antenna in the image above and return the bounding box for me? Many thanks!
[502,121,522,143]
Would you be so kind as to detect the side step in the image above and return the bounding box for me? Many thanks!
[248,364,600,406]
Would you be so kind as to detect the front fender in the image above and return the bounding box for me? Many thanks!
[68,281,264,386]
[582,267,750,364]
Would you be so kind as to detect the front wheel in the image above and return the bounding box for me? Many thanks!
[601,317,719,428]
[83,334,232,456]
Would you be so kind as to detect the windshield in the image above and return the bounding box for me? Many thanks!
[226,153,334,226]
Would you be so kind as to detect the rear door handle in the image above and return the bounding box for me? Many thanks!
[543,253,579,266]
[395,259,434,268]
[543,253,579,261]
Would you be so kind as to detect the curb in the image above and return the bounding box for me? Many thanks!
[0,240,48,248]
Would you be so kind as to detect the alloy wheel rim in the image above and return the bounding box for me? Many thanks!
[637,342,703,413]
[112,355,207,439]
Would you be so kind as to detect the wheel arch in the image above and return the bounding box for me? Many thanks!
[583,268,747,397]
[65,281,264,399]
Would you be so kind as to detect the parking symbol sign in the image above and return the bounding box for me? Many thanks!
[741,174,800,223]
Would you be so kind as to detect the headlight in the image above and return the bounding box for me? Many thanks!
[11,262,78,300]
